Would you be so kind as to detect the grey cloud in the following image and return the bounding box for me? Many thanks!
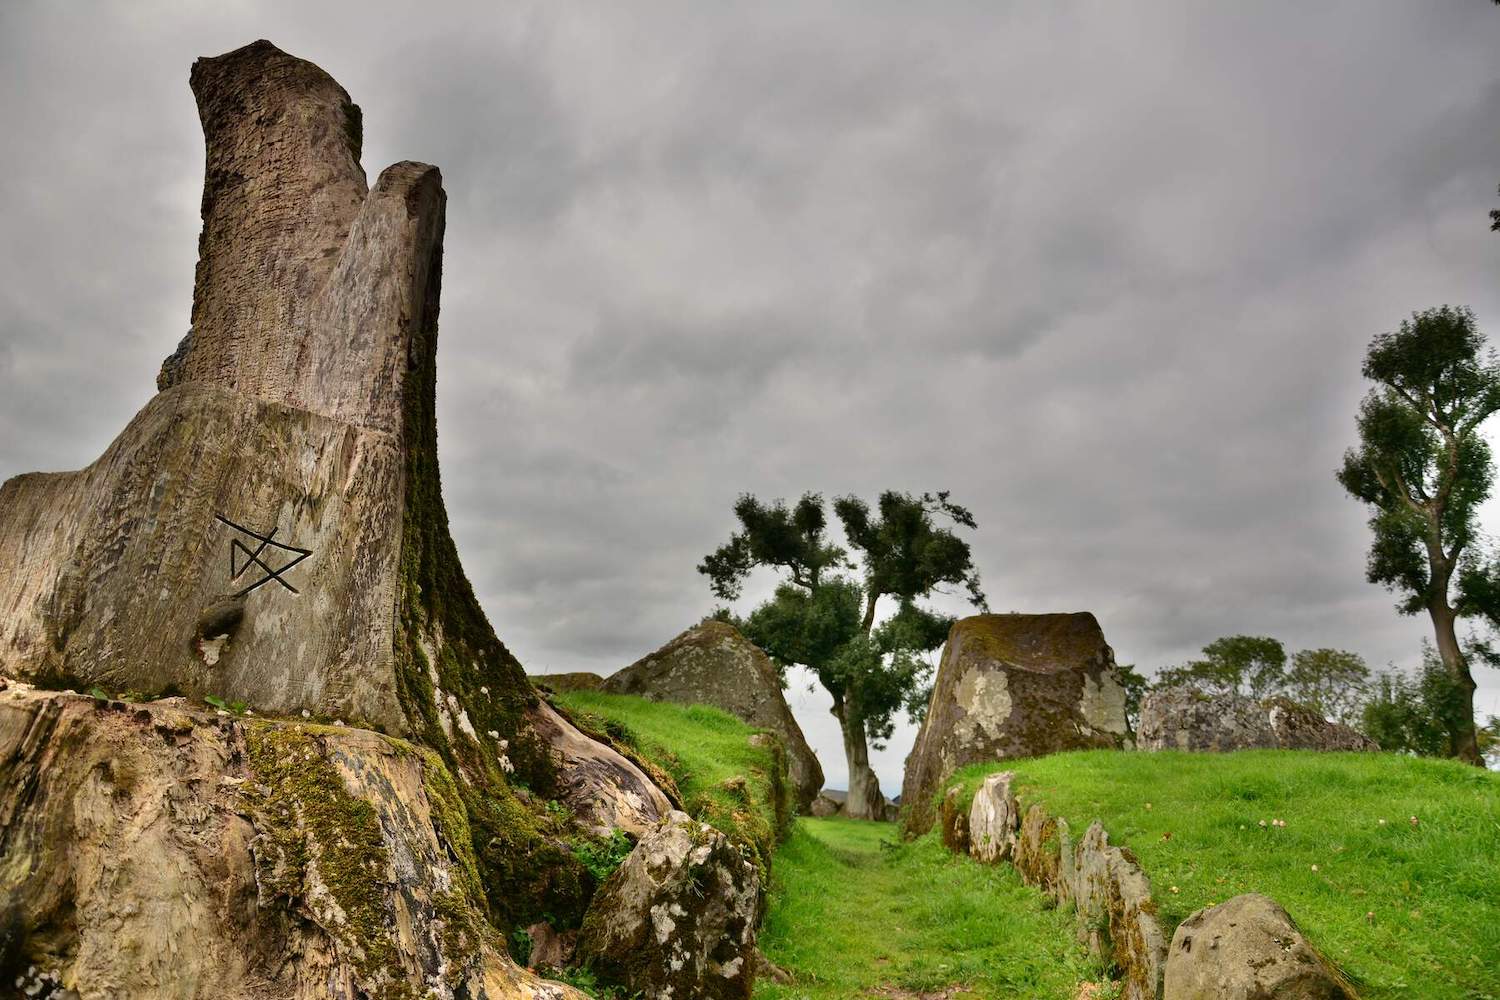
[3,1,1500,795]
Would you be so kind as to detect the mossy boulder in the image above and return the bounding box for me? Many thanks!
[603,621,824,810]
[530,672,607,693]
[901,613,1131,835]
[576,810,764,999]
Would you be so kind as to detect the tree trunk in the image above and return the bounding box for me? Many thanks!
[832,698,885,820]
[0,40,670,808]
[1429,603,1482,766]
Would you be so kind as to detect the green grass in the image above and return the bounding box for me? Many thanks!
[550,690,791,866]
[947,751,1500,1000]
[755,818,1104,999]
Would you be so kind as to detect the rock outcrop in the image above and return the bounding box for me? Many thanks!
[0,685,584,1000]
[1138,689,1378,753]
[526,699,673,837]
[901,613,1132,835]
[1164,894,1355,999]
[603,621,824,810]
[576,810,763,1000]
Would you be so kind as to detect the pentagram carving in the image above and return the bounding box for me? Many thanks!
[214,514,312,597]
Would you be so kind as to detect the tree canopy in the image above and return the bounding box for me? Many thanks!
[700,490,985,817]
[1337,305,1500,764]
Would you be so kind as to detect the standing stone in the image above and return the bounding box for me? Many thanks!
[1138,689,1378,753]
[1164,894,1355,999]
[967,771,1020,864]
[576,810,763,1000]
[901,613,1131,835]
[603,621,825,810]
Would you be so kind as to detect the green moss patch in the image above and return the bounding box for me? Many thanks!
[242,724,407,997]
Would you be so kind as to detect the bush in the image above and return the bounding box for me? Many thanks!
[1361,653,1468,756]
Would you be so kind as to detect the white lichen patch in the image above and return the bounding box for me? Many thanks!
[1079,670,1129,736]
[445,693,477,740]
[650,902,677,944]
[953,667,1011,744]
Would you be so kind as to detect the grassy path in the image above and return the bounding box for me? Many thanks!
[755,818,1099,1000]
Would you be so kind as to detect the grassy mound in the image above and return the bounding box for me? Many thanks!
[946,750,1500,1000]
[756,818,1102,999]
[549,689,792,867]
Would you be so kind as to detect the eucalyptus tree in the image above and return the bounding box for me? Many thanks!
[1338,306,1500,764]
[699,491,985,818]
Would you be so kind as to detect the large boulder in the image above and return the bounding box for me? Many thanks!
[900,613,1131,835]
[604,622,824,810]
[0,685,585,1000]
[1164,894,1355,999]
[576,810,763,999]
[1138,688,1378,752]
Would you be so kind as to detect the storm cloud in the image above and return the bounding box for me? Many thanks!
[3,2,1498,792]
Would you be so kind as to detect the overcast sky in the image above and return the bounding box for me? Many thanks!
[3,2,1499,793]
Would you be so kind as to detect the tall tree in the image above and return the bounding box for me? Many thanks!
[1338,305,1500,765]
[700,491,984,818]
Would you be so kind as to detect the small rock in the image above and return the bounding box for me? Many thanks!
[809,793,841,818]
[576,810,763,1000]
[524,921,578,972]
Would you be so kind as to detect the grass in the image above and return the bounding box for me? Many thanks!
[947,750,1500,1000]
[550,689,791,866]
[755,818,1104,999]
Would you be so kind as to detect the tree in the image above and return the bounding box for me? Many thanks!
[1338,306,1500,764]
[1283,648,1371,726]
[700,491,985,819]
[1155,635,1287,698]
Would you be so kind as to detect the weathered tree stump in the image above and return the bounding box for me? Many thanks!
[0,38,671,962]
